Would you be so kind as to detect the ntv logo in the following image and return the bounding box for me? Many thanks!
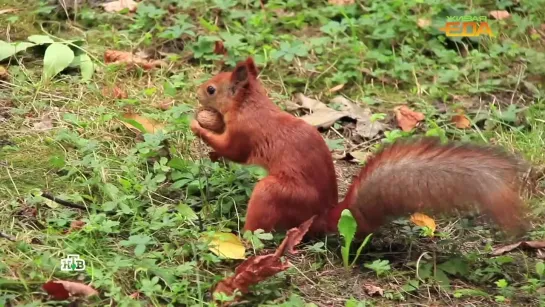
[60,254,86,272]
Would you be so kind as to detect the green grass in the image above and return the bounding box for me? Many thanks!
[1,0,545,306]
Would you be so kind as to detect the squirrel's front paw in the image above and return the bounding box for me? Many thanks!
[190,120,205,136]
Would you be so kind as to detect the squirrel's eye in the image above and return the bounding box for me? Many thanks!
[206,85,216,95]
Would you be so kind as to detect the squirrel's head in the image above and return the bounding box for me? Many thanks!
[197,57,259,114]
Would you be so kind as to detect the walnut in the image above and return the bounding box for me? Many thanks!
[196,108,225,133]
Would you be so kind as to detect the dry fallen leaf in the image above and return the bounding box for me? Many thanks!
[363,283,384,296]
[489,10,510,20]
[292,94,385,139]
[0,66,8,81]
[328,84,345,93]
[69,220,86,232]
[394,105,425,132]
[347,151,371,163]
[0,8,17,15]
[214,41,227,55]
[32,114,54,131]
[451,109,471,129]
[102,86,128,99]
[331,96,386,139]
[206,232,246,260]
[283,216,315,255]
[120,113,165,134]
[328,0,354,5]
[417,19,432,28]
[154,100,175,111]
[213,216,316,304]
[491,240,545,256]
[104,50,166,70]
[43,280,98,300]
[101,0,138,13]
[294,93,350,128]
[410,213,436,232]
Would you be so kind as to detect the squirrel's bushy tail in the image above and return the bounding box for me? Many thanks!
[331,137,528,235]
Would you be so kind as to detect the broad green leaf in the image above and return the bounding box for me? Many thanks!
[42,43,75,81]
[536,261,545,278]
[177,203,198,220]
[27,35,55,45]
[78,53,94,81]
[434,269,451,288]
[0,41,35,61]
[205,232,246,259]
[338,209,357,244]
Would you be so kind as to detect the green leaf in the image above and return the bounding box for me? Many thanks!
[177,203,198,220]
[167,157,186,171]
[27,35,55,45]
[78,53,94,81]
[434,269,450,289]
[338,209,357,244]
[0,41,35,61]
[42,43,75,81]
[134,244,146,257]
[536,261,545,278]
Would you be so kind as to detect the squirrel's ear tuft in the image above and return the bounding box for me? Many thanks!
[245,57,259,77]
[230,57,257,93]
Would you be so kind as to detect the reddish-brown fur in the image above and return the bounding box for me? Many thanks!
[191,57,528,236]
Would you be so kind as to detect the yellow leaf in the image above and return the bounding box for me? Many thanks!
[206,232,246,260]
[120,112,165,134]
[410,213,436,232]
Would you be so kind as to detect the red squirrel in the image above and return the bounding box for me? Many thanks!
[190,57,528,236]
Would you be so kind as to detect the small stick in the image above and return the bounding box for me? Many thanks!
[0,231,16,242]
[41,193,87,211]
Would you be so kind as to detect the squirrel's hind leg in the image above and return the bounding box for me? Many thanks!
[243,176,319,233]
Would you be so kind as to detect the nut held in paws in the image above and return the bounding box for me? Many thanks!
[196,108,225,133]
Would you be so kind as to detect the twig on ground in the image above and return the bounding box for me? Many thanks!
[41,193,87,211]
[0,231,16,242]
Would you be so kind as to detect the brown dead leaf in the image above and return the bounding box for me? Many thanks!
[489,10,510,20]
[0,66,8,81]
[491,240,545,256]
[121,112,165,134]
[43,280,98,300]
[292,94,385,139]
[154,100,174,111]
[104,50,166,70]
[283,216,315,255]
[214,41,227,55]
[102,86,128,99]
[213,216,315,304]
[32,114,54,131]
[331,96,386,139]
[101,0,138,13]
[69,220,86,232]
[0,8,17,15]
[328,0,354,5]
[347,151,371,163]
[294,93,350,128]
[451,109,471,129]
[417,19,432,28]
[129,292,140,299]
[394,105,425,132]
[328,84,345,93]
[363,283,384,296]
